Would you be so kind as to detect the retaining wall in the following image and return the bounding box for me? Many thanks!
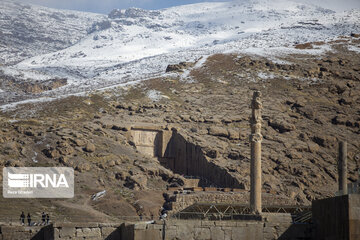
[0,214,313,240]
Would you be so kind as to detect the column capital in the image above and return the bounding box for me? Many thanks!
[250,133,263,143]
[251,91,263,110]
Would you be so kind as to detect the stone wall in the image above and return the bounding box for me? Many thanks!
[131,127,164,157]
[131,213,312,240]
[129,126,243,189]
[52,223,121,240]
[0,215,313,239]
[0,223,122,240]
[312,194,360,240]
[0,225,52,240]
[162,130,242,188]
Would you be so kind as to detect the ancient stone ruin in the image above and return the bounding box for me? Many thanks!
[129,125,243,188]
[338,141,348,195]
[250,90,263,214]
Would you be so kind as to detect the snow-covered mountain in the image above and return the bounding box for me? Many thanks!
[0,0,360,106]
[0,0,104,64]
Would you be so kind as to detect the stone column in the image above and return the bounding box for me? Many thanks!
[250,91,263,214]
[338,141,348,195]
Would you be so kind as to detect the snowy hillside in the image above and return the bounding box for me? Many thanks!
[0,0,104,64]
[1,0,360,107]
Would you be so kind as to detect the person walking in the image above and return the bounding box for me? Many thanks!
[27,213,31,226]
[41,212,46,225]
[20,212,25,225]
[46,214,50,225]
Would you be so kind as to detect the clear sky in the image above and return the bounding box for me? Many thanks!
[14,0,360,14]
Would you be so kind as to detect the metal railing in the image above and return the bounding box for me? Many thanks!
[170,203,312,222]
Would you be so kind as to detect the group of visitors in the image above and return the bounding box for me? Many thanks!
[20,211,50,226]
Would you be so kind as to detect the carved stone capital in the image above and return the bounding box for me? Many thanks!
[251,91,263,110]
[250,133,263,143]
[251,123,262,133]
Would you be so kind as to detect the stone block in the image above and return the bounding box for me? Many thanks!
[0,226,25,234]
[176,220,201,227]
[54,228,61,240]
[176,224,194,240]
[99,223,121,227]
[3,232,32,240]
[263,227,275,234]
[165,229,177,240]
[215,221,237,227]
[88,227,102,237]
[235,222,248,227]
[263,226,277,240]
[101,227,118,236]
[263,222,278,228]
[74,237,103,240]
[349,207,360,220]
[134,224,147,230]
[134,229,162,240]
[232,224,263,240]
[76,227,101,237]
[147,224,164,230]
[54,222,99,228]
[167,225,177,230]
[60,227,76,238]
[222,227,232,240]
[194,227,211,240]
[350,194,360,206]
[263,213,292,224]
[263,232,277,240]
[210,227,225,240]
[201,221,215,227]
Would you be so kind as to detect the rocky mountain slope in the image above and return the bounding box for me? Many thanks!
[0,36,359,221]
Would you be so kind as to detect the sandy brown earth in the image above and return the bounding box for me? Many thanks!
[0,35,359,222]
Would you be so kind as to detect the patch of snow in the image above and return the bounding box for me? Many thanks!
[240,44,332,58]
[1,66,54,82]
[194,56,209,69]
[32,151,38,163]
[348,45,360,53]
[257,72,276,79]
[0,96,57,111]
[147,90,169,102]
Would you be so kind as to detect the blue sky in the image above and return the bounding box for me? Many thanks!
[15,0,360,13]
